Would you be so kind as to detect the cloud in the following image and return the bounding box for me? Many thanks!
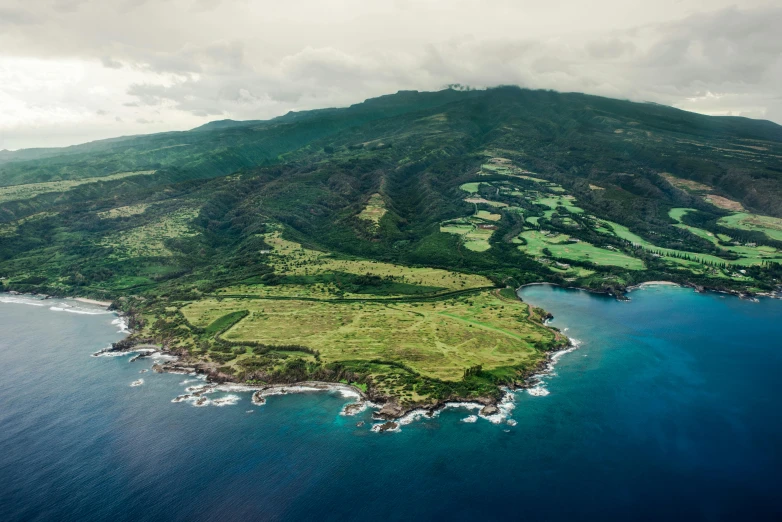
[101,56,123,69]
[586,38,636,60]
[0,0,781,149]
[0,7,43,25]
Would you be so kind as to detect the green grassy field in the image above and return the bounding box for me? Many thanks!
[221,231,493,298]
[475,210,501,221]
[519,230,645,270]
[668,208,693,222]
[604,219,782,267]
[459,182,481,193]
[718,212,782,241]
[182,290,553,381]
[464,197,508,208]
[463,227,494,252]
[440,220,495,252]
[533,195,584,214]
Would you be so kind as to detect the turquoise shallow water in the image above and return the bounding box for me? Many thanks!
[0,286,780,521]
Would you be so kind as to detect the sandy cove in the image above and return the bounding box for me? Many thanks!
[74,297,114,307]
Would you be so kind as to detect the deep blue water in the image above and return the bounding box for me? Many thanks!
[0,286,781,521]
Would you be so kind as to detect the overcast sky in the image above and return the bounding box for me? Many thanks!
[1,0,780,150]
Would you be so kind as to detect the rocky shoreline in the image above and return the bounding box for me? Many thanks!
[100,327,579,427]
[9,276,774,426]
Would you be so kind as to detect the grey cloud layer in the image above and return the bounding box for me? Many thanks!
[1,0,780,149]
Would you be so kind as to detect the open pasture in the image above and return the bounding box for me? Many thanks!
[603,219,782,267]
[533,195,584,214]
[181,290,552,381]
[519,230,645,270]
[718,212,782,242]
[263,232,493,291]
[459,182,482,193]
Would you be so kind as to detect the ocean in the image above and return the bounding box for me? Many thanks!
[0,285,780,521]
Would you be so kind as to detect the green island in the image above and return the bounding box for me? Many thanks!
[1,87,781,419]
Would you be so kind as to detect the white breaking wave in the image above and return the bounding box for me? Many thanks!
[527,385,550,397]
[0,296,45,307]
[211,395,240,406]
[149,353,177,361]
[111,317,130,333]
[91,345,129,357]
[130,379,144,387]
[173,393,240,407]
[480,393,516,424]
[371,422,401,433]
[397,409,438,426]
[443,401,482,411]
[550,338,581,366]
[461,415,478,423]
[521,337,583,397]
[49,305,113,315]
[185,384,215,394]
[340,401,368,416]
[337,388,361,399]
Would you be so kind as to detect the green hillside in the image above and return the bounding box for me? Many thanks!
[1,86,781,409]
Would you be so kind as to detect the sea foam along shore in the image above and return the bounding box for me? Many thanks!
[1,292,124,325]
[368,393,520,433]
[159,370,526,433]
[167,380,367,410]
[0,292,116,313]
[523,337,582,398]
